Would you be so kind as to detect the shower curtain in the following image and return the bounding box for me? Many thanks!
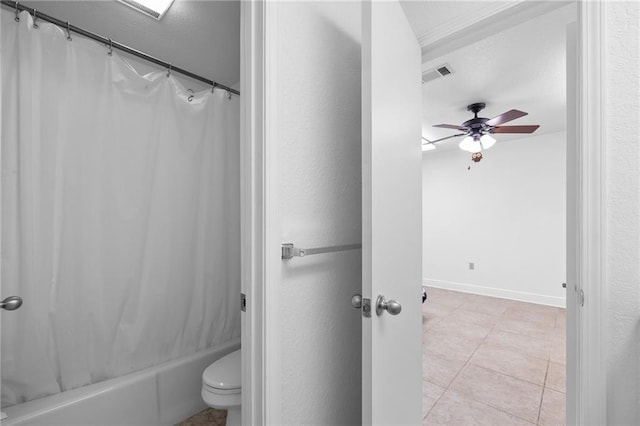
[1,10,240,406]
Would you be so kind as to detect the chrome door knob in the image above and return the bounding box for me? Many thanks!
[0,296,22,311]
[351,293,362,309]
[376,294,401,316]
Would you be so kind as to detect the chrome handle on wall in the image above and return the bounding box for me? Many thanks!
[0,296,23,311]
[376,295,401,316]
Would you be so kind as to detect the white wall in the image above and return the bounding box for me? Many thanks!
[422,132,566,307]
[603,2,640,424]
[277,2,362,425]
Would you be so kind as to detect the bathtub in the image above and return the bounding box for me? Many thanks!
[1,339,240,425]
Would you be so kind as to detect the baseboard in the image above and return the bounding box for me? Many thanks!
[423,278,566,308]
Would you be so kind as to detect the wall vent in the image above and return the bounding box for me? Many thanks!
[422,64,454,84]
[437,66,451,76]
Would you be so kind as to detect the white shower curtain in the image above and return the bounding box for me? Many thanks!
[1,10,240,406]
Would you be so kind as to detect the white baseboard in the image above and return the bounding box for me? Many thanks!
[423,278,566,308]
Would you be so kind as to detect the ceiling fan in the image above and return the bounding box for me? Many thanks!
[424,102,540,161]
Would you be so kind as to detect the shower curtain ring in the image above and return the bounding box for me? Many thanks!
[166,63,172,78]
[227,89,232,100]
[14,1,20,22]
[32,8,39,28]
[66,22,72,41]
[187,88,194,102]
[107,38,113,56]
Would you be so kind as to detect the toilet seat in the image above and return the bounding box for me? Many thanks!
[203,382,240,395]
[202,350,241,393]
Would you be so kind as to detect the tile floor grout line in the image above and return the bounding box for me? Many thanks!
[537,358,551,425]
[467,360,550,388]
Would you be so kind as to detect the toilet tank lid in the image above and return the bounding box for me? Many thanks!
[203,350,241,390]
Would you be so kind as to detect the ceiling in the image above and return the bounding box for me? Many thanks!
[400,1,576,153]
[22,0,240,89]
[401,1,526,49]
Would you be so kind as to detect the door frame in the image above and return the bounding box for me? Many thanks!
[239,1,282,424]
[572,1,607,423]
[239,1,606,424]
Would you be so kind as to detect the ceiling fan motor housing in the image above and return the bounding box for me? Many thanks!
[464,103,489,136]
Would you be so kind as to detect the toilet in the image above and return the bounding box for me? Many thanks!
[202,349,241,426]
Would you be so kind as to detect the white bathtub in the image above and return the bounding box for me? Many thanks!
[1,339,240,425]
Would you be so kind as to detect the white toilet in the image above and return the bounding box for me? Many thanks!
[202,349,241,426]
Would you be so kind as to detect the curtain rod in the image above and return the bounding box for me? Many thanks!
[1,0,240,96]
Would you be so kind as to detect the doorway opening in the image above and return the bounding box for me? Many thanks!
[415,2,575,424]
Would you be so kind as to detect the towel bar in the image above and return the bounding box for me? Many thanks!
[281,243,362,259]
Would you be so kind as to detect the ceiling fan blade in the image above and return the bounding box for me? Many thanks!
[428,133,467,144]
[433,124,469,131]
[485,109,528,127]
[492,125,540,134]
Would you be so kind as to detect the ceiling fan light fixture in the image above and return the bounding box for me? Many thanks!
[480,133,496,149]
[459,136,482,153]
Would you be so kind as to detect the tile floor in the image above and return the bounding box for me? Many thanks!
[422,287,566,426]
[176,408,227,426]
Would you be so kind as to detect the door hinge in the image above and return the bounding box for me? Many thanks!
[241,293,247,312]
[578,289,584,307]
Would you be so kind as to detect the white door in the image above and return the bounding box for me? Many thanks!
[361,1,423,424]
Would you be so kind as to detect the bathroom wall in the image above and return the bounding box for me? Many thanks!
[603,2,640,423]
[422,131,567,306]
[276,2,362,424]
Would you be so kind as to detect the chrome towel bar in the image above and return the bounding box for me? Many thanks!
[281,243,362,259]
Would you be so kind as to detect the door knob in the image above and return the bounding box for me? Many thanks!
[376,294,401,316]
[351,293,362,309]
[0,296,22,311]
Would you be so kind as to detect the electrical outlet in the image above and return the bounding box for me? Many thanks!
[469,262,475,270]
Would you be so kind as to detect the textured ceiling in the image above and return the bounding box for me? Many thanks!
[21,0,240,89]
[401,1,576,153]
[401,1,523,48]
